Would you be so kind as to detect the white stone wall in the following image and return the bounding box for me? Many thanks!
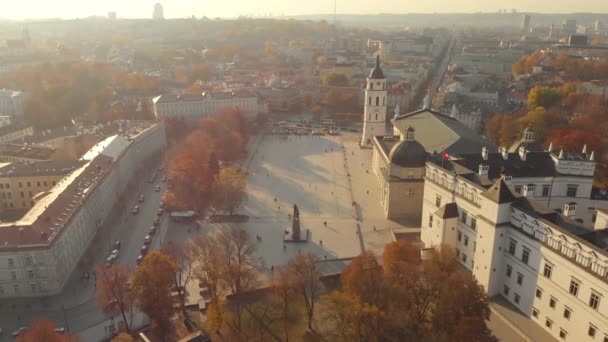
[0,124,166,298]
[422,162,608,341]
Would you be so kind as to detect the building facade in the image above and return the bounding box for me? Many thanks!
[0,122,166,298]
[0,160,85,211]
[361,56,388,146]
[422,154,608,342]
[153,90,261,124]
[0,89,25,118]
[371,127,427,220]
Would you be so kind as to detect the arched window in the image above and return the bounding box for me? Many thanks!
[376,96,379,106]
[375,114,378,120]
[369,97,372,106]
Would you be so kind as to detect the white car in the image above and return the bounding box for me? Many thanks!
[12,327,28,337]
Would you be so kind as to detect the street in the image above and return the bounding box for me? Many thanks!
[0,157,171,341]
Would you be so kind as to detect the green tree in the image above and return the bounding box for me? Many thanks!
[528,86,562,109]
[323,72,349,87]
[210,166,246,215]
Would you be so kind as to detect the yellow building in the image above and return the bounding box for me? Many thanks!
[0,160,85,211]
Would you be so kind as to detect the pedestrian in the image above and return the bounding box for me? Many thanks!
[283,244,287,251]
[373,225,376,231]
[324,221,327,226]
[271,265,274,273]
[320,240,323,246]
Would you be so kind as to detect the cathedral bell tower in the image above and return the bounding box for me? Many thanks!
[361,55,388,146]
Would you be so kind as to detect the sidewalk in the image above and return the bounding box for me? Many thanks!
[490,296,558,342]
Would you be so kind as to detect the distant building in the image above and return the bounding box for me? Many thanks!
[108,11,117,20]
[361,56,388,146]
[252,88,301,114]
[153,3,164,20]
[0,143,57,162]
[0,123,34,144]
[0,89,25,118]
[153,90,262,124]
[0,160,86,211]
[521,14,531,34]
[562,19,577,35]
[568,34,588,47]
[380,36,434,60]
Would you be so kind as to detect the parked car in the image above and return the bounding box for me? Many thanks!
[149,226,157,235]
[140,245,149,255]
[138,194,145,203]
[12,327,28,337]
[144,235,151,245]
[153,217,160,225]
[55,327,65,334]
[132,206,139,214]
[155,185,161,192]
[137,255,144,264]
[113,240,121,250]
[110,249,119,259]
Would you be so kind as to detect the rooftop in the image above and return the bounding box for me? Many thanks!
[0,143,56,160]
[0,155,113,249]
[0,160,86,178]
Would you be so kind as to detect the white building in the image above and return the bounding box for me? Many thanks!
[421,143,608,342]
[152,90,262,124]
[0,89,25,118]
[0,122,166,298]
[361,56,388,146]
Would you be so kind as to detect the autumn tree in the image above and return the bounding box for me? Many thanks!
[188,235,224,300]
[382,240,420,279]
[130,251,180,336]
[111,333,134,342]
[217,226,259,333]
[323,72,349,87]
[341,251,384,306]
[207,298,227,335]
[320,291,386,342]
[528,86,562,109]
[272,265,301,342]
[95,265,133,333]
[162,242,193,315]
[17,319,77,342]
[289,253,323,331]
[210,166,247,215]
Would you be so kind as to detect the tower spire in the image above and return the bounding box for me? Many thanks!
[376,54,380,69]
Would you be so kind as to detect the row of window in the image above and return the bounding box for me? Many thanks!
[0,283,38,295]
[513,184,578,198]
[6,256,33,268]
[0,180,55,189]
[532,306,607,341]
[542,260,602,311]
[508,239,531,264]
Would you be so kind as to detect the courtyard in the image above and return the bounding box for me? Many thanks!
[203,130,403,273]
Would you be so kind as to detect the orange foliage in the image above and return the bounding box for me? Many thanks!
[17,320,76,342]
[165,108,250,212]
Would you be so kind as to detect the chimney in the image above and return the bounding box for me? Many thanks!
[547,142,553,152]
[582,144,587,155]
[558,149,564,159]
[518,146,527,161]
[481,146,488,161]
[501,147,508,160]
[479,164,489,176]
[564,202,576,217]
[590,151,595,161]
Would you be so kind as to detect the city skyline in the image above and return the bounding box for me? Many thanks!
[3,0,608,20]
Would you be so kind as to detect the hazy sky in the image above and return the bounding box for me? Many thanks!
[5,0,608,19]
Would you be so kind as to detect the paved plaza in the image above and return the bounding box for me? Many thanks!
[203,131,399,273]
